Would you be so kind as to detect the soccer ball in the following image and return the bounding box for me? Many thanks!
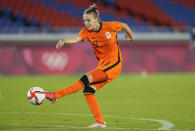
[27,87,46,105]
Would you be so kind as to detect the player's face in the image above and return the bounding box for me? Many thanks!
[83,14,98,31]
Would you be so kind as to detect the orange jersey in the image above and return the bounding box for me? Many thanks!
[78,21,123,66]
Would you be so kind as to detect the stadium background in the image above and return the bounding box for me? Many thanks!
[0,0,195,130]
[0,0,195,75]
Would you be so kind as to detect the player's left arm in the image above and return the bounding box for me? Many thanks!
[122,23,135,41]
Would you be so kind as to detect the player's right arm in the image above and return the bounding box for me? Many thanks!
[56,35,82,49]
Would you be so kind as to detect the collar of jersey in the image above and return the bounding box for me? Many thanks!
[95,22,102,32]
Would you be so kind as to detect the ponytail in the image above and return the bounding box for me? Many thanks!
[84,4,100,20]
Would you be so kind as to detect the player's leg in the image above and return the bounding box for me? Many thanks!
[84,81,108,128]
[85,62,122,127]
[45,68,108,102]
[45,77,85,102]
[87,68,108,83]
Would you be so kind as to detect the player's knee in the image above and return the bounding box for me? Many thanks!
[83,86,96,94]
[80,75,89,87]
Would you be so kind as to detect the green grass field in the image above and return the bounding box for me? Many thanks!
[0,73,195,131]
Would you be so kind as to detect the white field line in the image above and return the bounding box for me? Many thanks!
[0,112,175,130]
[0,123,194,131]
[0,123,165,131]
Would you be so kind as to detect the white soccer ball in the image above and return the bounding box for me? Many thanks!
[27,87,46,105]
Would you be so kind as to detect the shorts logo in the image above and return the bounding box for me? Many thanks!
[104,62,110,66]
[101,62,110,67]
[105,32,111,39]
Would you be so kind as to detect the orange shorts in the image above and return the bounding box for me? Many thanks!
[89,61,122,90]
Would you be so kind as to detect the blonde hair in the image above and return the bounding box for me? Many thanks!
[84,4,99,19]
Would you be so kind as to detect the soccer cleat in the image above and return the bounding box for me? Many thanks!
[44,92,56,103]
[86,121,106,128]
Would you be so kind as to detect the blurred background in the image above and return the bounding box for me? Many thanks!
[0,0,195,75]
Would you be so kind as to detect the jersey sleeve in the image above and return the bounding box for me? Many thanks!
[110,21,123,32]
[78,28,87,41]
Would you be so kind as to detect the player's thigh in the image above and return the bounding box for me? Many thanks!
[90,62,122,90]
[90,80,109,90]
[103,62,122,82]
[89,68,108,83]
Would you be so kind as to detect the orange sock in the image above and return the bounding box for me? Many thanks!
[55,81,84,99]
[84,93,104,124]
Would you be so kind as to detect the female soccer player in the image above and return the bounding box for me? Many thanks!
[45,4,134,128]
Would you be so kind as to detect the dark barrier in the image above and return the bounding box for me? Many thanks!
[0,42,194,75]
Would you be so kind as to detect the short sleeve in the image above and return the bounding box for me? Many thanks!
[110,21,123,32]
[78,28,87,41]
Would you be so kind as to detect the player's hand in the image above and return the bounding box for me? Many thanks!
[56,40,65,49]
[125,33,133,41]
